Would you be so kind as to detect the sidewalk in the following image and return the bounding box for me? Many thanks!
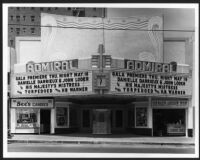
[8,133,195,146]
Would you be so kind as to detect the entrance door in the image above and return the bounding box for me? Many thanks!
[40,109,51,134]
[93,109,111,134]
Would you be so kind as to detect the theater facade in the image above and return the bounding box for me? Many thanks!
[9,13,194,137]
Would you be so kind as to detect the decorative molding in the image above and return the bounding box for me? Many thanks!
[148,16,163,62]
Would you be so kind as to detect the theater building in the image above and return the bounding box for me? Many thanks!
[9,11,194,137]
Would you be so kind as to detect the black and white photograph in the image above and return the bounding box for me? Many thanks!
[2,3,199,158]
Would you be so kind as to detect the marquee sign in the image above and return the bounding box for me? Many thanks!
[11,71,93,97]
[124,59,177,73]
[26,59,78,73]
[11,99,54,108]
[110,71,192,96]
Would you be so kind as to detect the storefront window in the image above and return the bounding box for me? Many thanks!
[16,109,38,128]
[56,107,68,127]
[136,108,147,127]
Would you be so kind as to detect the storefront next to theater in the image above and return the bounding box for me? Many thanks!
[10,56,193,137]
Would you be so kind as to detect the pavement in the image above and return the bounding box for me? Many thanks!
[7,133,195,146]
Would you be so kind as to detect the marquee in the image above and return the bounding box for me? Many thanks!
[110,71,192,97]
[11,71,93,97]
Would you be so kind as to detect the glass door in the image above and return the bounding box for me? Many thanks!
[93,109,111,134]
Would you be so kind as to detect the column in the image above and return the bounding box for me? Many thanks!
[187,100,193,137]
[147,97,153,136]
[10,108,15,133]
[50,108,55,134]
[38,109,40,134]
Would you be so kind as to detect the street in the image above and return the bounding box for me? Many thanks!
[8,143,195,153]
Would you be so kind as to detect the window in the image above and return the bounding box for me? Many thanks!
[10,15,14,21]
[31,28,35,34]
[78,10,85,17]
[40,7,43,11]
[68,8,71,11]
[56,107,68,127]
[8,72,10,85]
[164,38,188,64]
[16,7,20,10]
[10,27,13,33]
[23,16,26,21]
[93,8,97,11]
[16,15,20,22]
[16,109,39,129]
[23,28,26,33]
[47,8,51,11]
[16,28,20,35]
[73,10,85,17]
[10,40,14,46]
[31,15,35,22]
[136,108,147,127]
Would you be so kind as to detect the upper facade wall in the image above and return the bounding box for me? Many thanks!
[16,13,163,64]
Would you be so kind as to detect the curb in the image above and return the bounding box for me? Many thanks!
[7,139,195,146]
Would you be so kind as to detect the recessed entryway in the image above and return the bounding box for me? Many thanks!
[40,109,51,134]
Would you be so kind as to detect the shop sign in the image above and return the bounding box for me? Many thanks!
[125,59,177,73]
[11,71,93,97]
[152,100,188,107]
[26,59,78,73]
[11,99,54,108]
[110,71,192,96]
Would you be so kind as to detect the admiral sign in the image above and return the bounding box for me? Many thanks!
[26,59,78,72]
[10,58,93,97]
[125,59,177,73]
[110,59,191,97]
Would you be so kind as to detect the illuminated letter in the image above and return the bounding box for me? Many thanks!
[163,64,170,73]
[34,64,42,72]
[143,61,152,71]
[155,63,163,72]
[127,60,134,69]
[62,61,68,70]
[41,63,50,72]
[26,63,34,72]
[54,61,61,71]
[135,61,143,71]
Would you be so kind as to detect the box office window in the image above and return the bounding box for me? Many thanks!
[16,109,39,129]
[56,107,68,127]
[136,108,147,127]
